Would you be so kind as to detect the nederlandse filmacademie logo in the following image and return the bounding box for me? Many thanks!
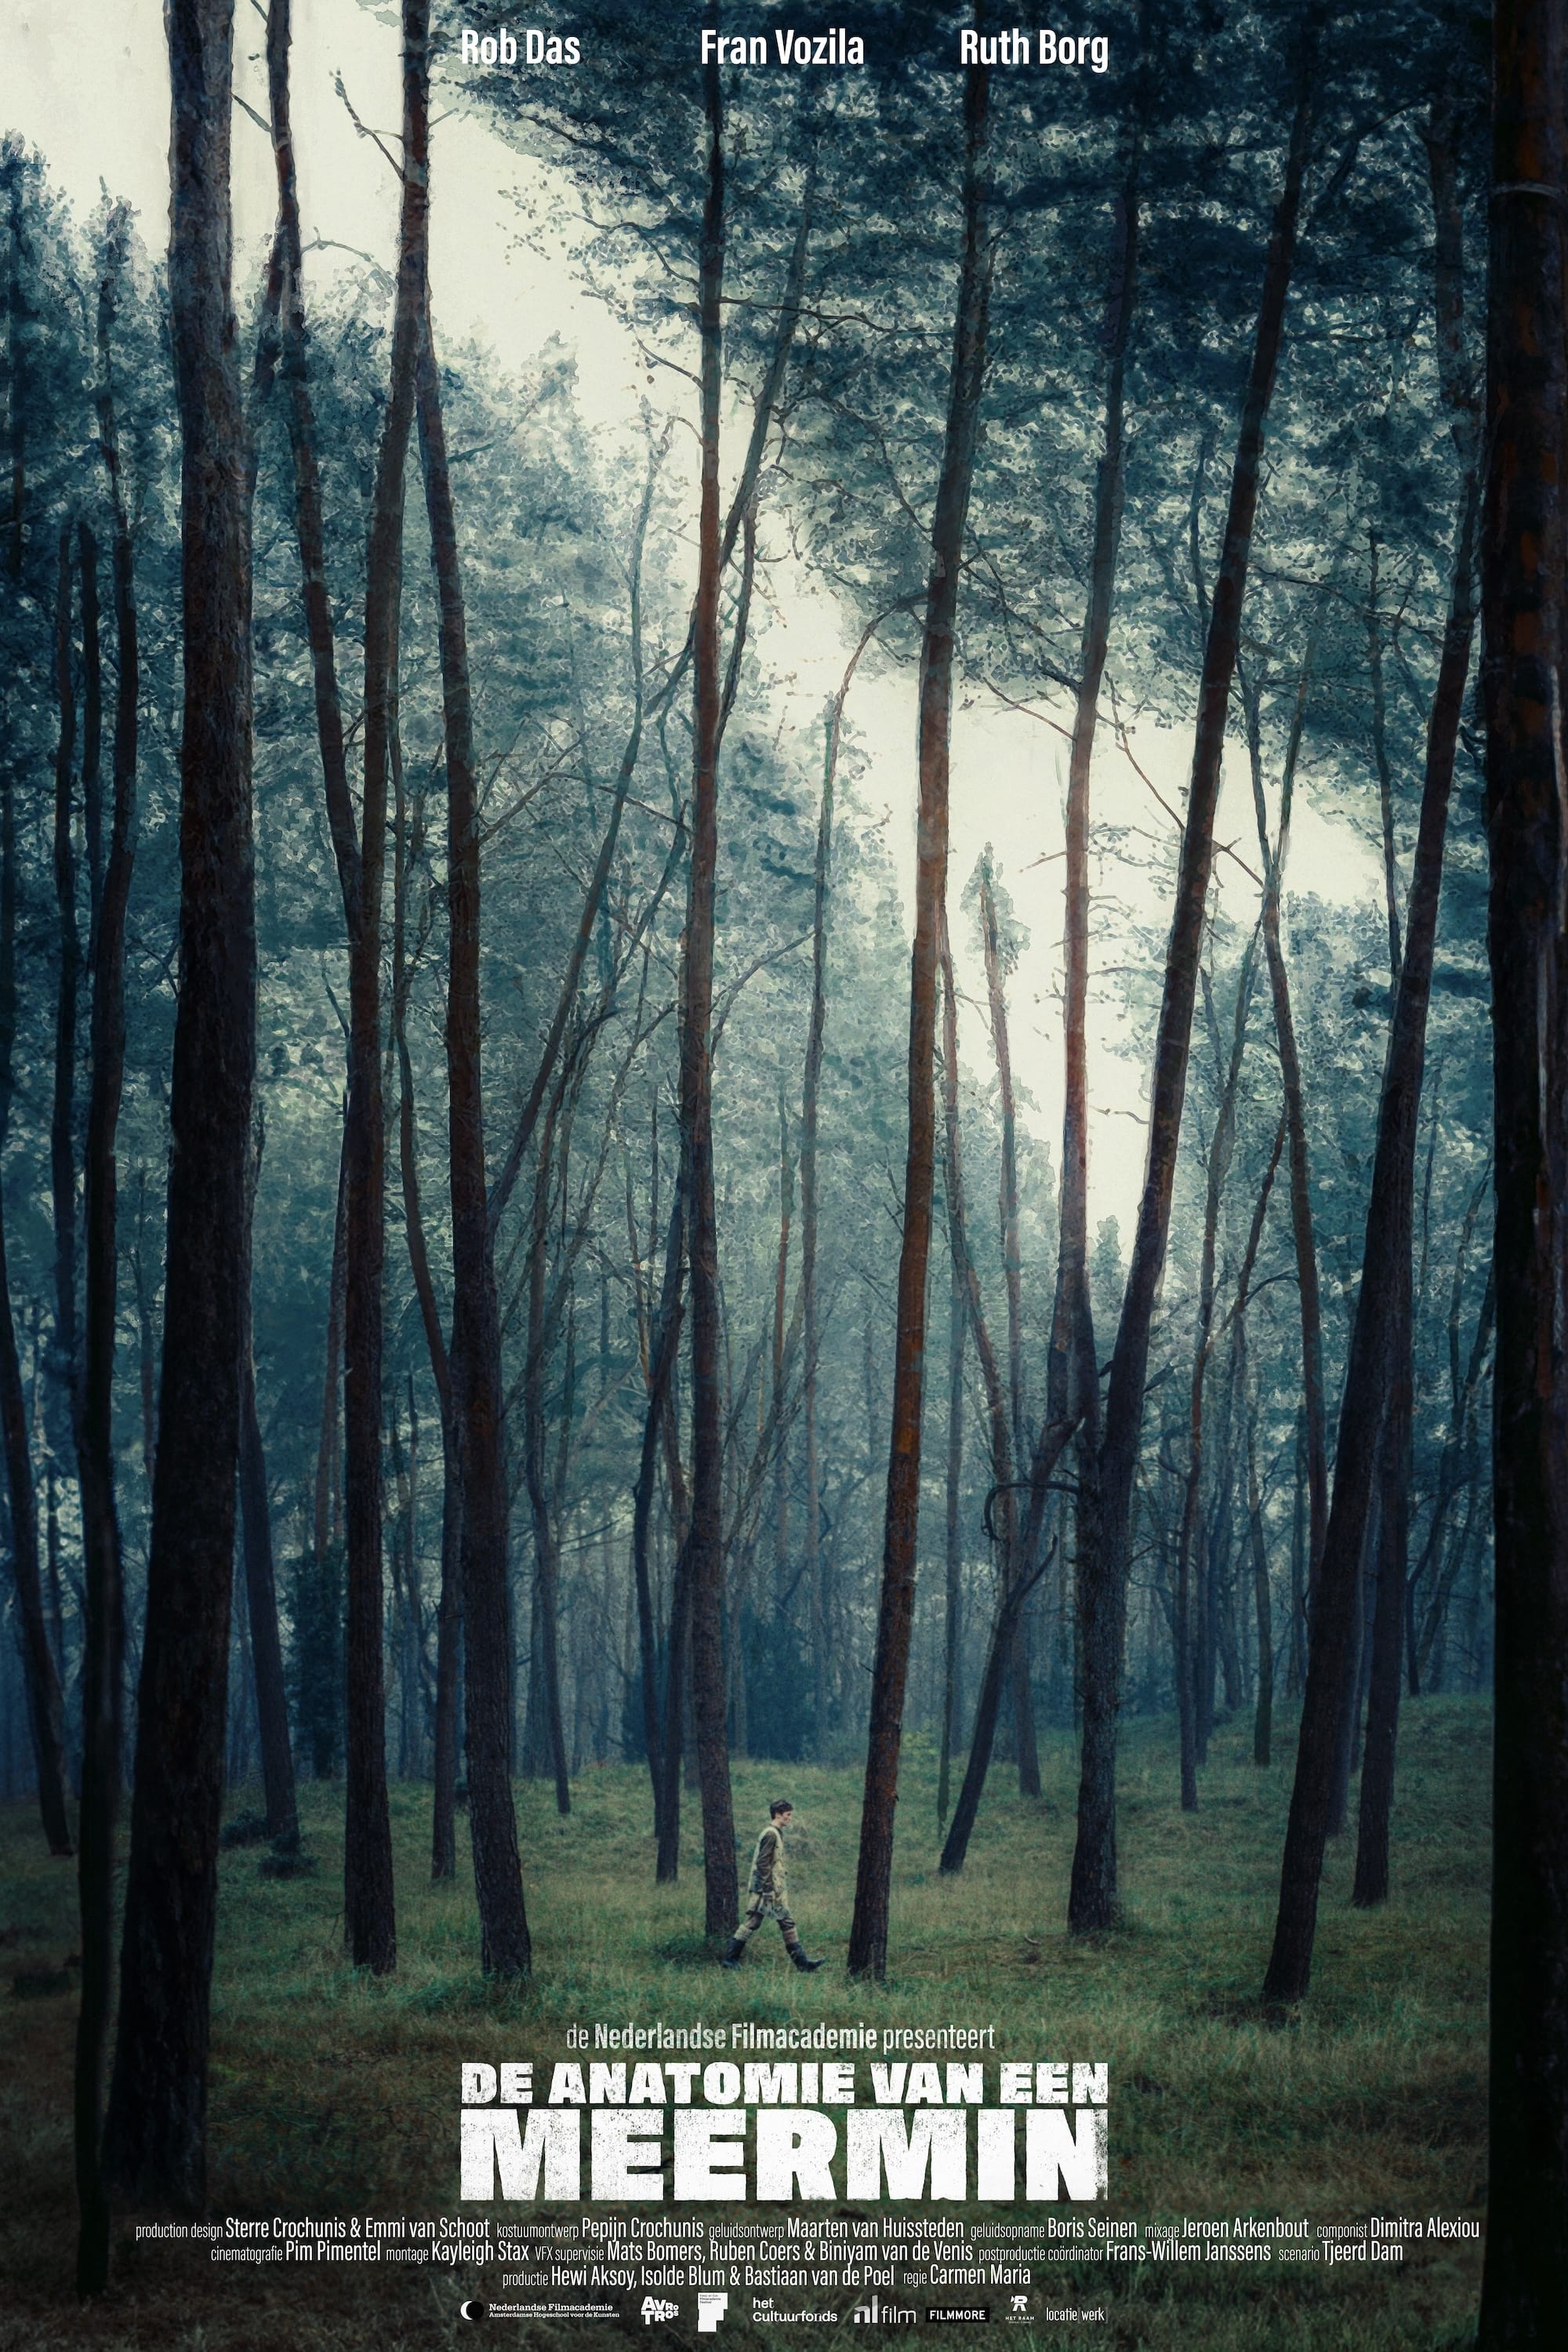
[459,2299,487,2321]
[852,2294,916,2325]
[641,2296,679,2325]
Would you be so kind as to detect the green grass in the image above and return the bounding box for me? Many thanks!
[0,1697,1489,2347]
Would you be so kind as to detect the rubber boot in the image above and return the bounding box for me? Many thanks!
[720,1937,746,1969]
[789,1946,825,1973]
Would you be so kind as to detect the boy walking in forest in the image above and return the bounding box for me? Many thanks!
[721,1799,823,1970]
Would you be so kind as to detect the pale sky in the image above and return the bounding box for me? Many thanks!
[5,0,1382,1238]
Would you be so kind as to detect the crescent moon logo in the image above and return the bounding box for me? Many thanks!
[459,2299,487,2321]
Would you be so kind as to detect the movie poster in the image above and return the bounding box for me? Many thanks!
[2,4,1497,2349]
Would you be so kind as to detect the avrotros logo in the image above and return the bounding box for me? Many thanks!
[641,2296,679,2325]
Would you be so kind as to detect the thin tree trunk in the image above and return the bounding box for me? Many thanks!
[238,1113,296,1850]
[936,934,1030,1875]
[938,1170,965,1831]
[105,0,255,2208]
[636,1189,683,1840]
[50,523,80,1470]
[74,245,143,2006]
[1174,953,1258,1811]
[521,1102,571,1815]
[339,0,441,1979]
[849,53,992,1978]
[1071,15,1319,1933]
[416,302,529,1969]
[314,1134,347,1574]
[1246,1392,1274,1769]
[1265,96,1479,1998]
[1047,144,1136,1835]
[0,755,71,1855]
[978,857,1039,1797]
[681,34,739,1939]
[771,1089,793,1601]
[1243,654,1330,1620]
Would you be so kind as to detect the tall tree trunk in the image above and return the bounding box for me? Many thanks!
[50,523,81,1470]
[72,248,138,2281]
[386,673,460,1875]
[978,856,1039,1796]
[1241,639,1331,1621]
[1477,9,1568,2333]
[935,934,1030,1876]
[850,55,992,1976]
[0,769,71,1853]
[238,1113,296,1850]
[339,0,441,1979]
[771,1090,793,1603]
[1265,96,1479,1998]
[1174,953,1258,1812]
[636,1189,683,1840]
[105,0,255,2209]
[4,151,24,579]
[313,1133,347,1577]
[938,1163,965,1831]
[1235,1114,1284,1772]
[521,1100,571,1815]
[681,32,739,1939]
[1245,1389,1274,1769]
[1047,142,1136,1832]
[1070,13,1319,1933]
[416,305,530,1969]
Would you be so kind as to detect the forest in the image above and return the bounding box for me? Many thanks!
[1,0,1566,2344]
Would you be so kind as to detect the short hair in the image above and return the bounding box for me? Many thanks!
[768,1797,793,1818]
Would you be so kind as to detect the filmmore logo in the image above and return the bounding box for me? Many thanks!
[641,2295,678,2325]
[696,2290,730,2332]
[852,2293,916,2326]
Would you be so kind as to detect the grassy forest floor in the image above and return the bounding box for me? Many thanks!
[1,1696,1489,2350]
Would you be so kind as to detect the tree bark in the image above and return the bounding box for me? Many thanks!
[417,303,530,1970]
[72,245,138,2284]
[1477,6,1568,2334]
[1240,653,1332,1628]
[849,54,992,1976]
[1047,149,1137,1835]
[238,1114,296,1850]
[338,0,440,1979]
[105,0,255,2209]
[50,523,80,1470]
[978,857,1039,1796]
[1265,96,1479,1997]
[635,1189,683,1840]
[0,745,72,1855]
[680,34,739,1939]
[1071,14,1319,1933]
[521,1099,571,1815]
